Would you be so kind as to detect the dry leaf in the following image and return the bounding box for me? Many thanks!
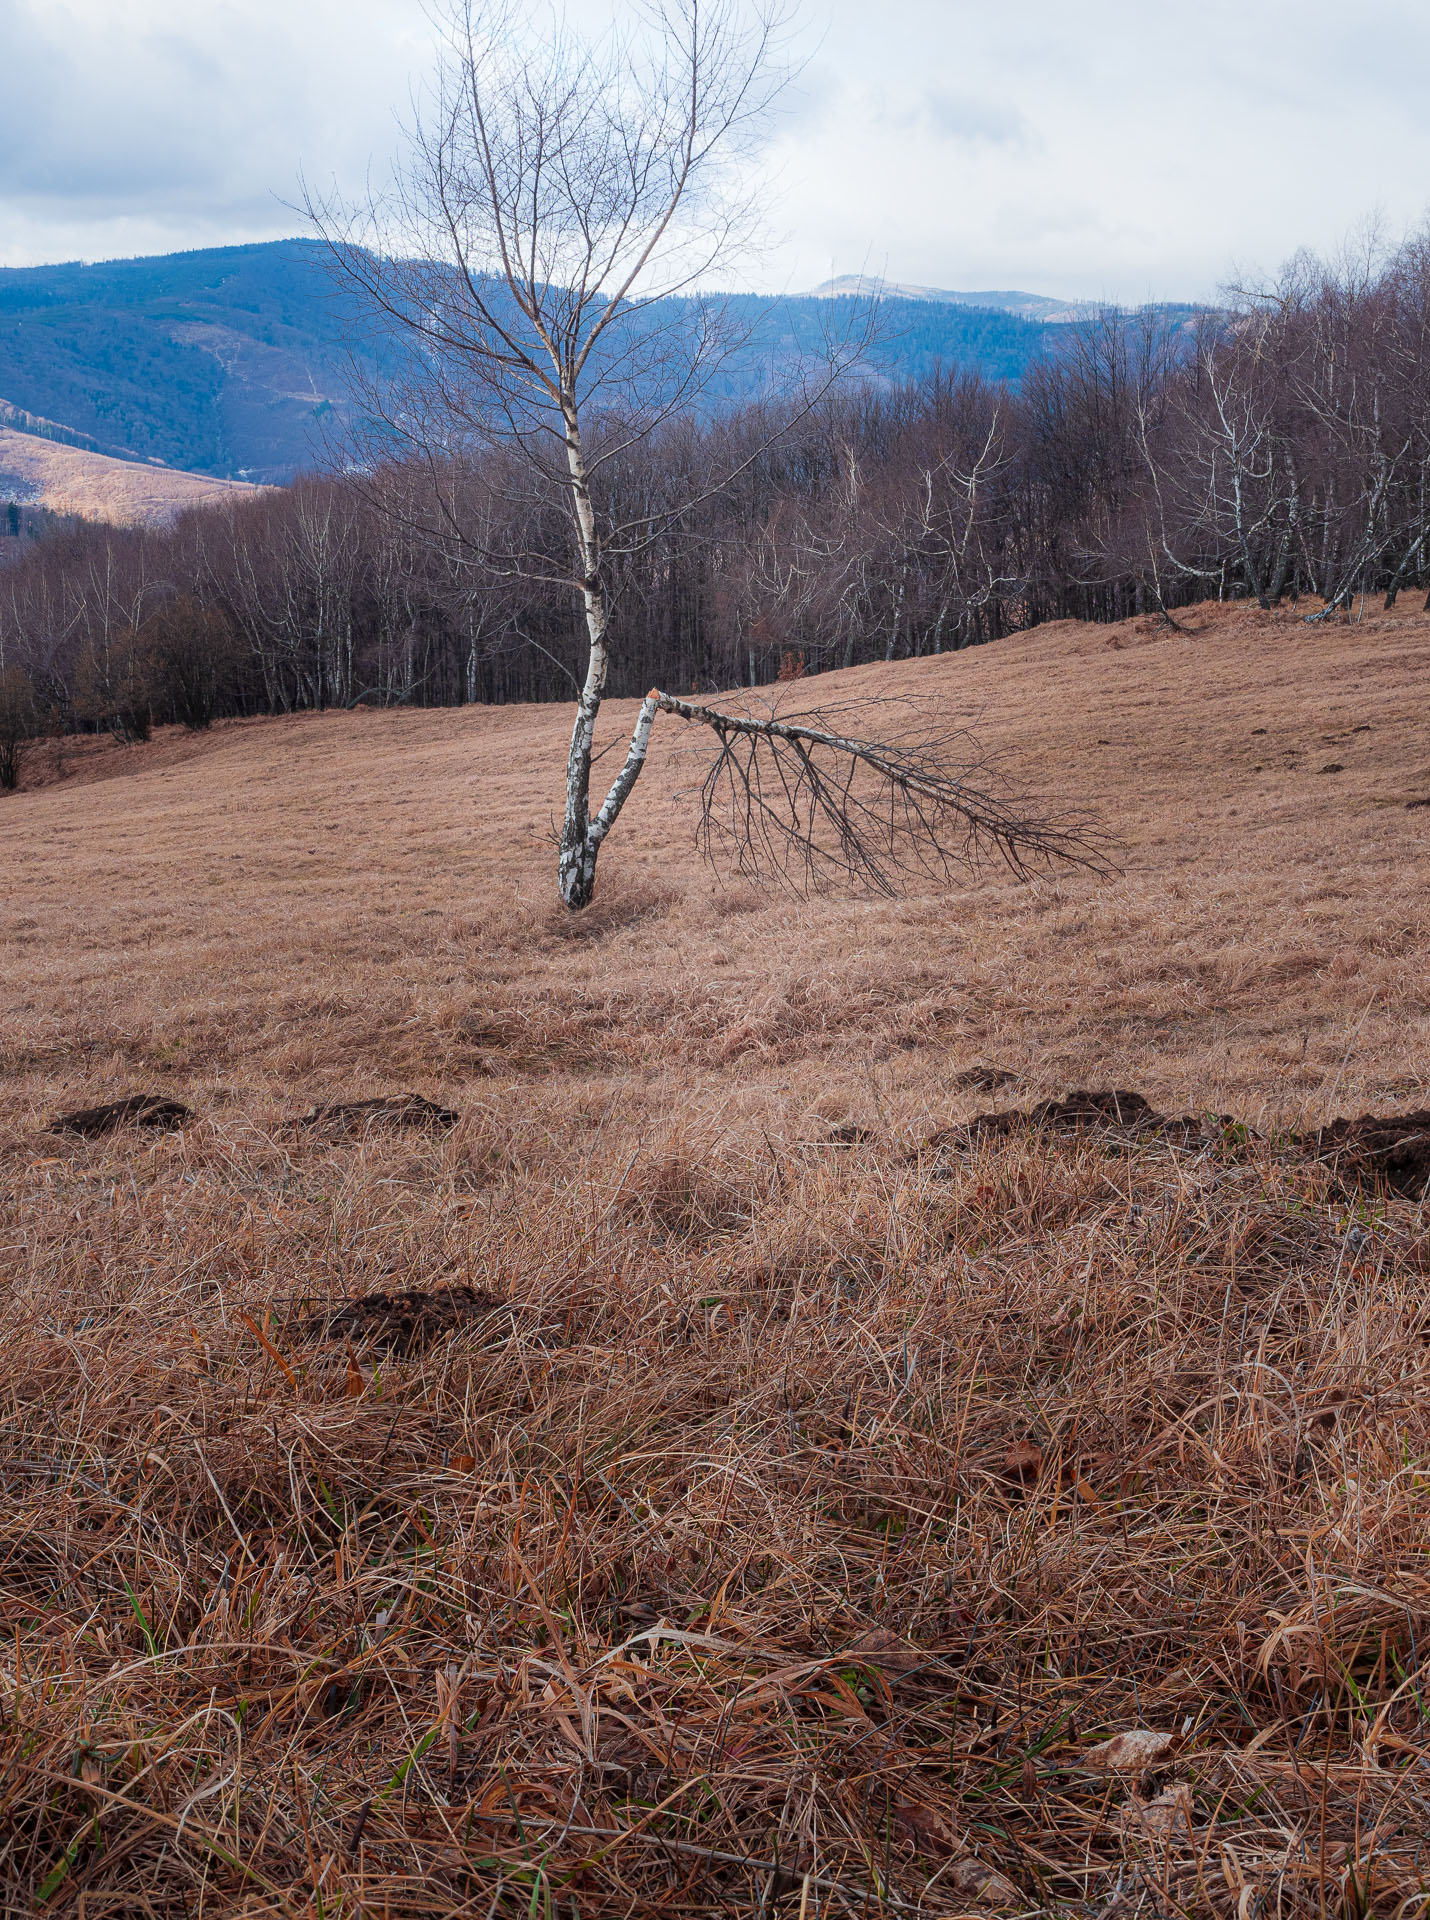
[945,1858,1021,1907]
[845,1627,925,1674]
[895,1797,956,1852]
[1118,1783,1193,1839]
[344,1343,366,1398]
[1002,1438,1043,1481]
[1084,1728,1176,1776]
[448,1453,476,1472]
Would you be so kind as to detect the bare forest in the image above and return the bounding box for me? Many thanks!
[3,239,1430,769]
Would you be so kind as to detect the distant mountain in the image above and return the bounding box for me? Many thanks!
[807,274,1208,334]
[807,273,1108,324]
[0,242,355,485]
[0,242,1076,488]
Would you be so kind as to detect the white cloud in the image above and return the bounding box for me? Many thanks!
[0,0,426,263]
[0,0,1428,301]
[917,92,1036,152]
[764,0,1430,302]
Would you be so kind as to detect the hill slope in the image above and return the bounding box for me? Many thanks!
[3,595,1426,1114]
[1,601,1428,1914]
[0,241,1062,482]
[0,242,354,482]
[0,425,260,526]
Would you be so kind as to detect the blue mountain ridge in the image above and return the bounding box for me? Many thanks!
[0,241,1183,484]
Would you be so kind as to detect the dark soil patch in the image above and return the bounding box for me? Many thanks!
[1309,1110,1430,1197]
[933,1087,1227,1153]
[926,1086,1430,1198]
[952,1065,1019,1092]
[48,1094,194,1137]
[300,1285,515,1355]
[292,1093,460,1136]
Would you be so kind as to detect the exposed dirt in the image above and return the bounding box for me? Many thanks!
[930,1085,1234,1151]
[1310,1107,1430,1194]
[299,1284,516,1354]
[928,1085,1430,1199]
[291,1092,460,1135]
[47,1093,194,1136]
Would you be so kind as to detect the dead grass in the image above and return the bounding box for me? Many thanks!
[2,600,1430,1914]
[0,427,260,527]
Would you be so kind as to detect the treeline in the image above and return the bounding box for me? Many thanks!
[2,238,1429,784]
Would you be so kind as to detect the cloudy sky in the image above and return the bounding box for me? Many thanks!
[3,0,1430,301]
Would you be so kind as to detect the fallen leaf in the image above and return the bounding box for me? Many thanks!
[895,1797,956,1852]
[1118,1783,1193,1839]
[240,1310,299,1388]
[945,1858,1021,1907]
[1084,1728,1176,1776]
[1002,1438,1043,1481]
[845,1627,925,1674]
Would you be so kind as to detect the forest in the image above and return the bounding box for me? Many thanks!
[1,234,1428,778]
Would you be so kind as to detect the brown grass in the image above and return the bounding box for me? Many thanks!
[2,599,1430,1915]
[0,427,260,527]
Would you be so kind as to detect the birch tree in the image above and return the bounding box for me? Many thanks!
[314,0,1097,904]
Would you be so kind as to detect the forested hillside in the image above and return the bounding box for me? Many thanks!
[2,238,1423,764]
[0,244,354,481]
[0,241,1065,483]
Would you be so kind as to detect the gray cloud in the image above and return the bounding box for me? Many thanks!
[2,0,1430,302]
[920,91,1035,151]
[0,0,420,260]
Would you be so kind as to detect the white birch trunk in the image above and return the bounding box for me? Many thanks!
[555,407,661,908]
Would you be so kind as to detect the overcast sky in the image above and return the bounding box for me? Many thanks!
[3,0,1430,300]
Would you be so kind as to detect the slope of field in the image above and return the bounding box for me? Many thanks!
[1,601,1429,1914]
[0,426,259,526]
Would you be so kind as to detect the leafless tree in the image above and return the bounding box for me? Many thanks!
[0,664,36,792]
[311,0,1088,906]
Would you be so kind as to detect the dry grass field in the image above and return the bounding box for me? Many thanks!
[0,428,259,527]
[1,599,1429,1916]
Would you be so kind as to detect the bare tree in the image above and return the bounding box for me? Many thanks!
[0,664,36,792]
[310,0,1093,904]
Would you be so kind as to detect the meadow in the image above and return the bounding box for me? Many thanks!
[1,598,1428,1915]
